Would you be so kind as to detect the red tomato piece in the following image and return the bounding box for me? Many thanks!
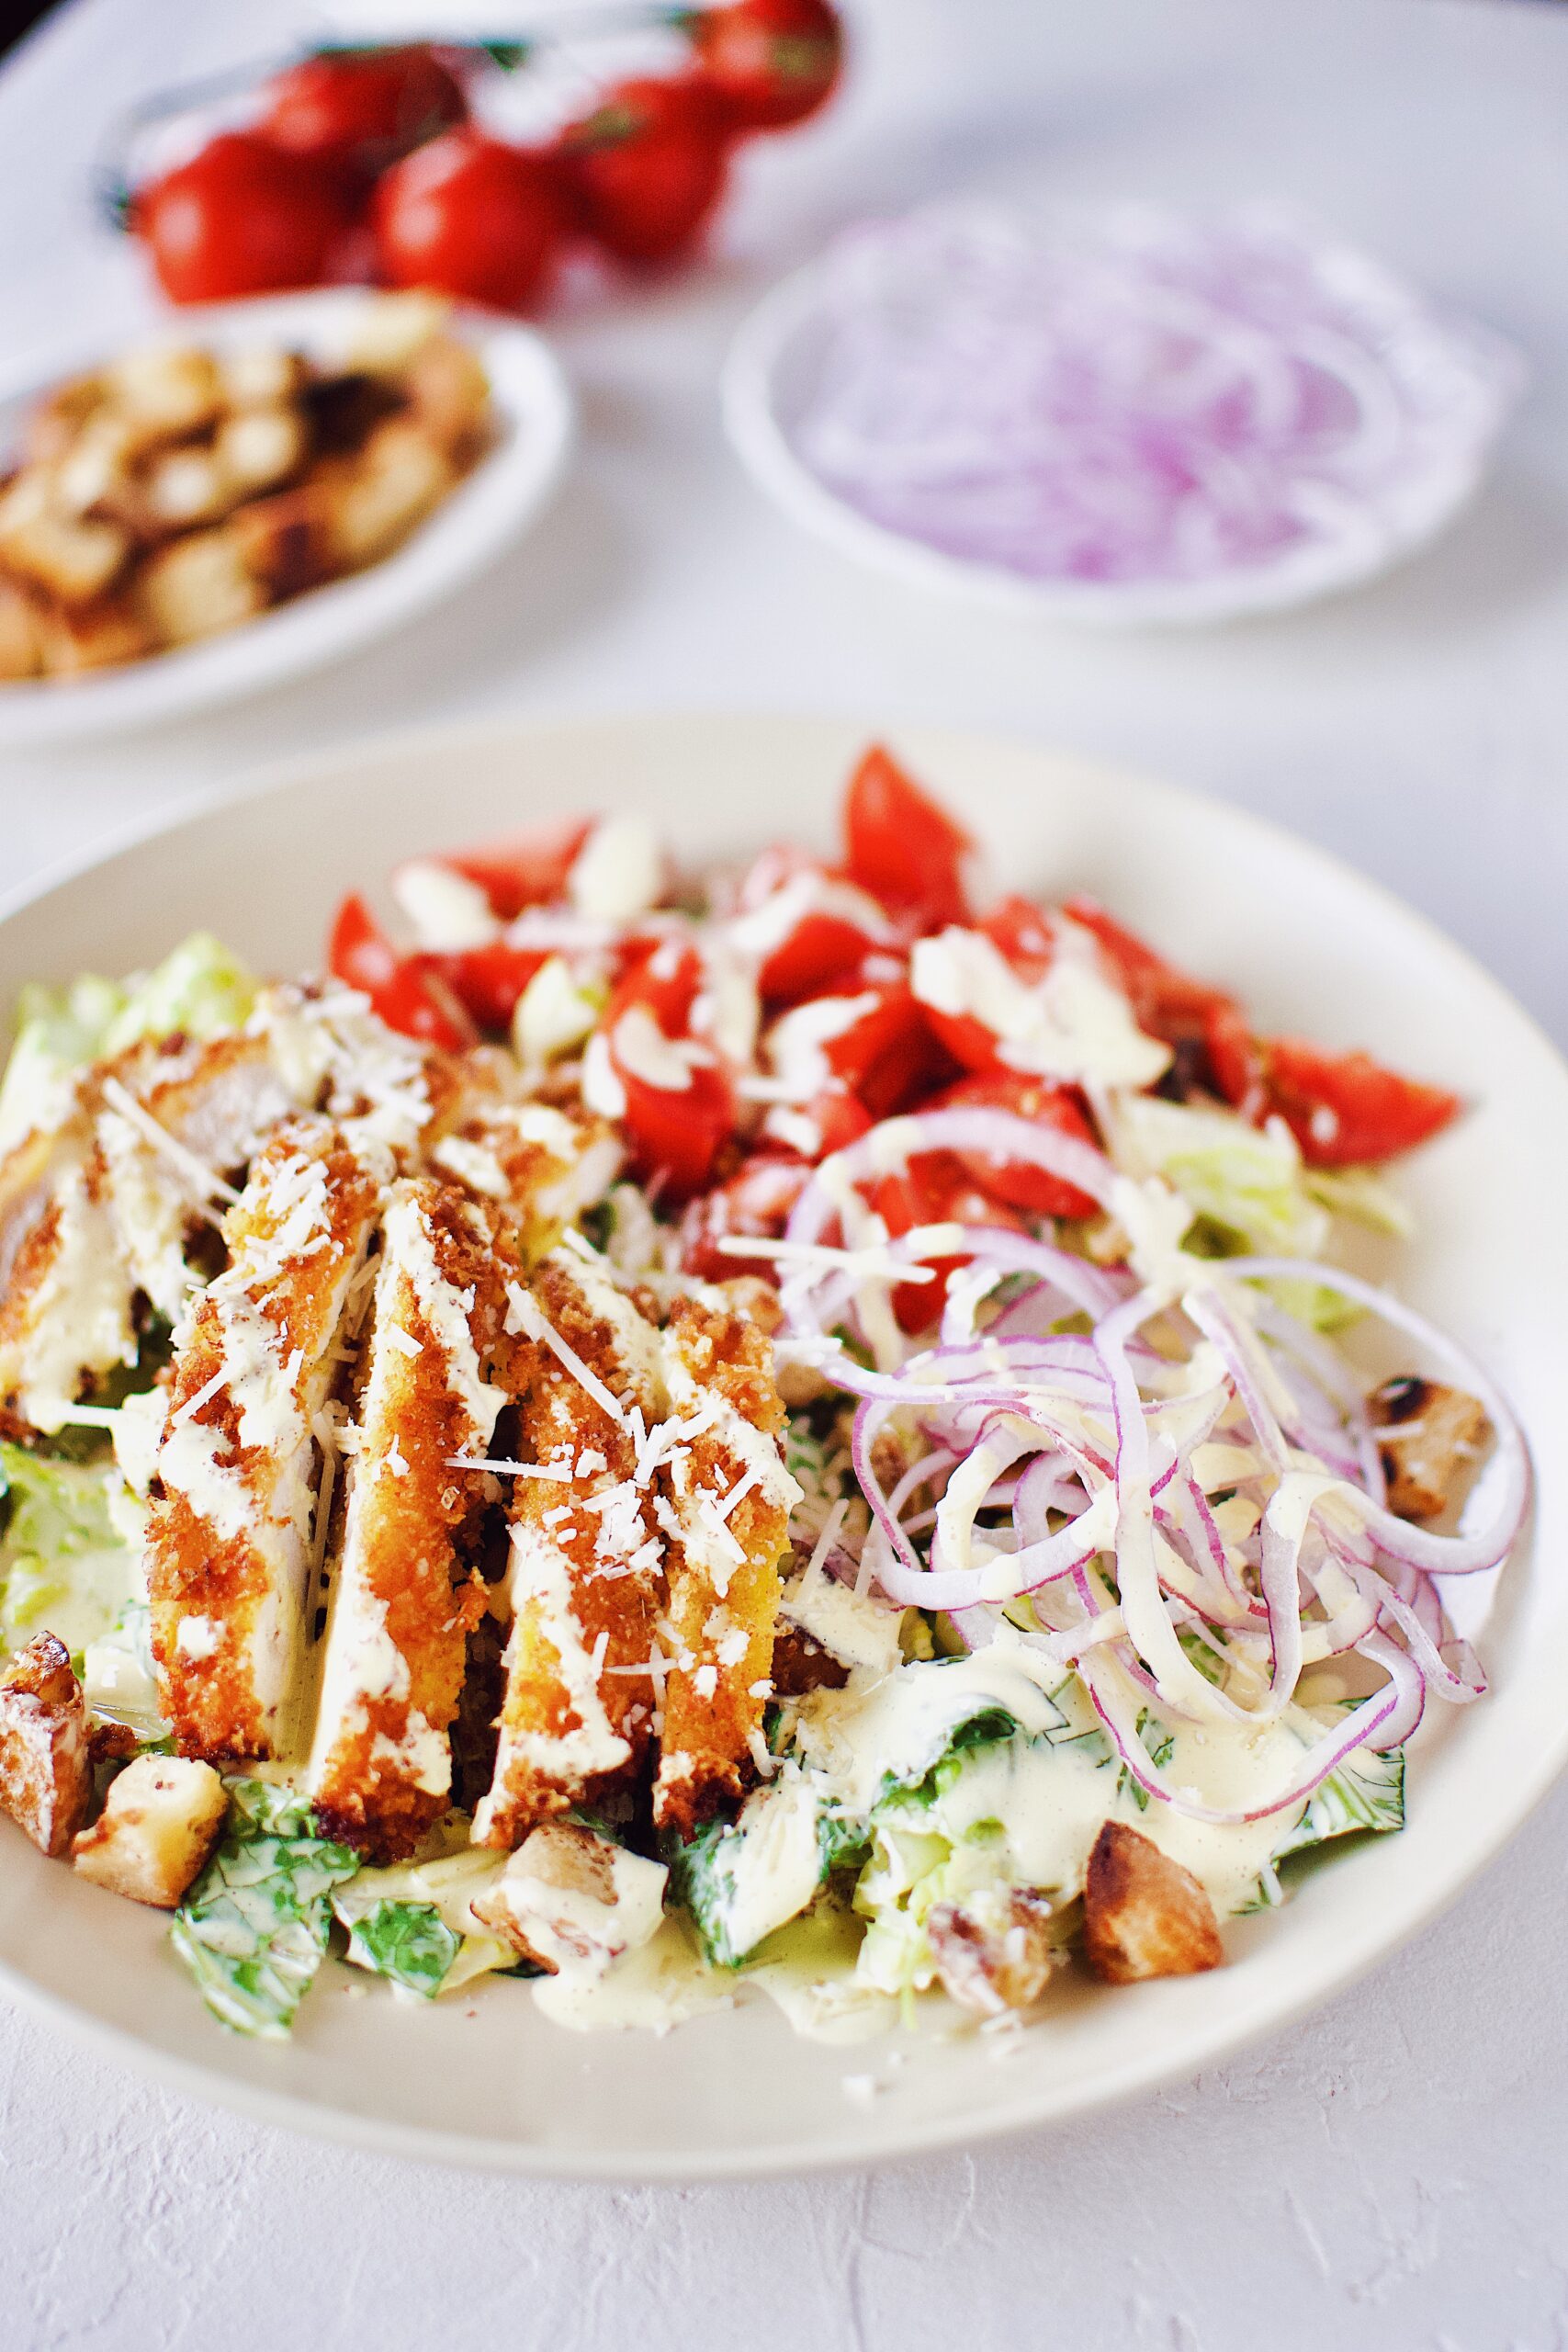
[262,45,468,175]
[445,820,592,920]
[373,130,565,311]
[679,1153,812,1283]
[842,746,973,929]
[813,981,954,1119]
[327,894,473,1049]
[131,133,359,304]
[980,896,1054,980]
[601,941,734,1199]
[871,1159,1026,1333]
[758,907,883,1006]
[931,1072,1101,1218]
[1062,897,1235,1038]
[427,942,548,1032]
[761,1086,873,1161]
[558,76,730,265]
[1259,1040,1461,1168]
[1203,999,1264,1111]
[690,0,844,131]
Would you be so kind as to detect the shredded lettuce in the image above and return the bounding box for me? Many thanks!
[170,1780,359,2040]
[342,1899,460,1998]
[0,1442,142,1659]
[1113,1094,1329,1258]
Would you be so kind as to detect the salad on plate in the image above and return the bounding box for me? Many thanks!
[0,745,1525,2045]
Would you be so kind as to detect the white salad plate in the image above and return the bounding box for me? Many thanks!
[0,289,575,745]
[0,711,1564,2180]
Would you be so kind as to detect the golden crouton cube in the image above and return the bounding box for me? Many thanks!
[72,1754,228,1907]
[24,373,105,464]
[52,414,141,521]
[104,345,221,441]
[404,334,491,458]
[345,291,449,375]
[213,403,308,498]
[36,592,154,675]
[322,420,456,569]
[0,579,42,680]
[136,526,266,645]
[0,470,130,606]
[231,486,333,601]
[1373,1376,1493,1523]
[0,1632,93,1858]
[1082,1820,1224,1984]
[927,1888,1061,2017]
[219,345,308,408]
[142,446,233,530]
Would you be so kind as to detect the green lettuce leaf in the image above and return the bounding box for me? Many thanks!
[0,1442,142,1658]
[1113,1094,1329,1257]
[170,1778,359,2039]
[343,1899,460,1998]
[1273,1744,1405,1858]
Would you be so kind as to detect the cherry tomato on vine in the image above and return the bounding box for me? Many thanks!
[689,0,843,132]
[132,132,359,304]
[558,76,730,265]
[262,46,468,175]
[373,130,565,311]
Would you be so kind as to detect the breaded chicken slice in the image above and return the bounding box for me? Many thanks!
[427,1095,621,1263]
[307,1180,514,1860]
[472,1246,666,1849]
[148,1118,390,1761]
[653,1290,802,1838]
[0,1123,136,1432]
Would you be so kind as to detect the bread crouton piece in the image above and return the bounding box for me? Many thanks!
[24,373,105,464]
[0,579,42,680]
[1082,1820,1224,1985]
[218,345,308,409]
[471,1820,667,1977]
[928,1888,1061,2017]
[72,1755,227,1906]
[148,1119,390,1762]
[35,592,153,676]
[472,1250,667,1849]
[0,1633,93,1857]
[307,1181,515,1861]
[213,403,309,499]
[344,290,450,376]
[230,486,334,603]
[403,334,491,460]
[103,345,222,443]
[0,470,130,607]
[652,1292,800,1838]
[1373,1376,1493,1523]
[141,446,234,532]
[135,525,268,647]
[320,419,456,571]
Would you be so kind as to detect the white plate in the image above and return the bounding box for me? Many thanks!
[0,291,575,744]
[0,712,1563,2179]
[723,260,1514,626]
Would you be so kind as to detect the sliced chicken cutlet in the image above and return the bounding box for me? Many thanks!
[653,1289,802,1838]
[0,1118,136,1431]
[428,1094,620,1264]
[307,1179,514,1860]
[472,1247,666,1849]
[148,1118,390,1761]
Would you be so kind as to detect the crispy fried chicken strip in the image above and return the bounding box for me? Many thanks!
[653,1291,802,1838]
[148,1118,389,1761]
[472,1248,665,1849]
[427,1084,621,1264]
[307,1180,514,1860]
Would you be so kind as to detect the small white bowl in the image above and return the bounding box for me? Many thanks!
[0,289,576,743]
[723,253,1518,627]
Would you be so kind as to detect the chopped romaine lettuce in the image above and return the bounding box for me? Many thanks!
[100,932,258,1057]
[83,1599,169,1746]
[0,1442,142,1658]
[331,1843,518,1995]
[1112,1094,1330,1259]
[1273,1743,1405,1857]
[343,1899,461,1997]
[170,1780,359,2040]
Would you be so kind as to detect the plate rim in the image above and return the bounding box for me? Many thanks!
[1,705,1564,2181]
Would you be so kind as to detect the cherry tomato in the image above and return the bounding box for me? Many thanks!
[427,943,549,1031]
[1258,1040,1461,1168]
[679,1153,812,1283]
[931,1071,1101,1218]
[373,130,565,311]
[690,0,843,132]
[262,46,468,175]
[328,893,474,1049]
[843,745,973,930]
[559,76,730,266]
[132,132,359,304]
[444,820,592,920]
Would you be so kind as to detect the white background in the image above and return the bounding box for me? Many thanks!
[3,0,1567,2344]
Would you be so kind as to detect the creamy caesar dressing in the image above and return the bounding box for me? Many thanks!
[744,1900,898,2044]
[530,1911,734,2034]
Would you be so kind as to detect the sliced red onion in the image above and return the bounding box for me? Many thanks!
[786,1110,1116,1254]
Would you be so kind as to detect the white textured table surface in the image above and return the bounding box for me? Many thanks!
[4,0,1568,2343]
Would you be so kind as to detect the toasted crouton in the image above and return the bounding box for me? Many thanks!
[24,373,104,464]
[471,1820,667,1977]
[104,345,221,441]
[219,345,308,409]
[344,291,449,376]
[136,525,266,646]
[213,403,308,499]
[0,579,42,680]
[404,334,491,458]
[72,1755,227,1906]
[35,592,153,676]
[52,414,141,521]
[1082,1820,1224,1984]
[0,471,130,607]
[230,485,334,602]
[321,419,455,570]
[927,1888,1061,2017]
[141,446,233,530]
[0,1633,93,1858]
[1373,1376,1493,1523]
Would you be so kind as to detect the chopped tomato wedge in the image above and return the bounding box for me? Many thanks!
[821,980,955,1119]
[1258,1040,1461,1168]
[872,1158,1026,1332]
[1063,896,1235,1039]
[679,1153,812,1283]
[446,820,592,920]
[932,1072,1101,1218]
[427,942,549,1032]
[981,896,1054,979]
[1203,999,1264,1112]
[761,1085,873,1162]
[759,905,886,1006]
[327,893,473,1050]
[602,941,734,1199]
[843,745,972,929]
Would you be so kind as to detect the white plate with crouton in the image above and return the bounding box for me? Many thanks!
[1,710,1567,2180]
[0,289,575,743]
